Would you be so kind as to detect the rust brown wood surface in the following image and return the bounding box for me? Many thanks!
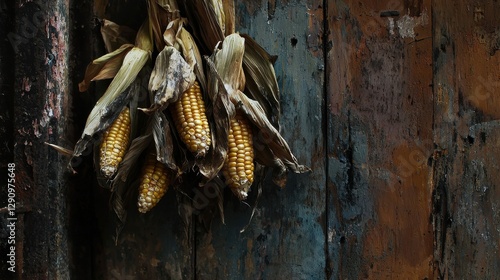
[327,0,434,278]
[1,0,500,279]
[433,0,500,278]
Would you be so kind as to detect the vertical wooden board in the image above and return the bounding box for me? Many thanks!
[92,189,194,280]
[195,0,326,279]
[433,0,500,278]
[326,0,434,278]
[0,0,16,276]
[86,2,194,279]
[3,1,74,279]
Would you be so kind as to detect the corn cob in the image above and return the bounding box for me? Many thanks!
[222,111,255,200]
[99,107,131,178]
[137,153,172,213]
[171,81,211,157]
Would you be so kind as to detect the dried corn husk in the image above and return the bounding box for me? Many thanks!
[241,34,280,128]
[110,110,179,239]
[207,33,308,189]
[163,18,206,90]
[94,0,108,19]
[71,18,153,170]
[212,33,245,94]
[147,0,180,51]
[180,0,224,53]
[44,142,73,156]
[101,19,137,53]
[208,0,225,34]
[78,44,134,92]
[146,46,196,112]
[69,0,310,239]
[232,90,309,174]
[222,0,235,36]
[195,58,234,180]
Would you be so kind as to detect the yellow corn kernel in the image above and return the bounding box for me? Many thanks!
[171,81,211,157]
[222,111,254,200]
[100,107,131,178]
[137,153,171,213]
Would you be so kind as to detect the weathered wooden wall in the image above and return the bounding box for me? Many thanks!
[433,1,500,278]
[327,0,434,278]
[1,0,500,279]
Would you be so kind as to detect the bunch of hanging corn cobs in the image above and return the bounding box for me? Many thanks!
[62,0,309,236]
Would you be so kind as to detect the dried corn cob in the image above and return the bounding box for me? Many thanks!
[99,107,131,178]
[222,111,255,200]
[171,81,211,157]
[137,153,171,213]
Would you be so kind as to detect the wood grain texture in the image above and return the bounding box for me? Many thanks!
[433,1,500,278]
[0,0,16,276]
[326,0,434,278]
[87,2,195,280]
[195,0,326,279]
[3,0,500,279]
[2,1,74,279]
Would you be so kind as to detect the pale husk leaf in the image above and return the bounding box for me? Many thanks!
[78,44,134,92]
[44,142,73,156]
[71,48,149,162]
[134,18,154,53]
[101,19,137,53]
[208,0,225,34]
[146,46,196,112]
[164,18,207,94]
[83,48,149,135]
[213,33,245,95]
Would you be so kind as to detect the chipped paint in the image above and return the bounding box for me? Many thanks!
[22,77,31,92]
[327,229,335,243]
[397,10,429,39]
[32,119,41,138]
[388,18,395,36]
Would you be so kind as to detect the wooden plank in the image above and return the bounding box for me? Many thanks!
[432,0,500,278]
[0,0,16,277]
[195,0,326,279]
[88,2,194,279]
[92,189,194,279]
[3,1,75,279]
[326,0,434,278]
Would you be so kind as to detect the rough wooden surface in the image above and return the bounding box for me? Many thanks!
[433,0,500,278]
[195,1,326,279]
[327,0,434,278]
[2,0,500,279]
[0,1,74,279]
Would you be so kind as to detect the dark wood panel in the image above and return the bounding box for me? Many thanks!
[4,1,75,279]
[433,0,500,278]
[87,2,195,280]
[195,0,326,279]
[326,0,434,278]
[0,0,16,277]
